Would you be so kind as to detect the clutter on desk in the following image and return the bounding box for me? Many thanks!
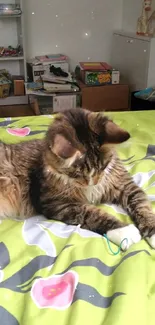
[25,82,47,97]
[0,70,25,98]
[26,53,82,113]
[43,82,72,92]
[25,74,79,96]
[50,65,69,78]
[42,72,72,83]
[27,51,79,94]
[76,62,120,86]
[27,53,69,82]
[42,72,74,91]
[43,71,79,92]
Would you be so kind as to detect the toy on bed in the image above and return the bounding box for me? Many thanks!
[103,234,128,255]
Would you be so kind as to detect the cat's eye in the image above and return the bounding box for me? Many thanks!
[73,153,86,167]
[79,154,85,160]
[60,151,71,159]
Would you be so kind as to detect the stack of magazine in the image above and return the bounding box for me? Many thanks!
[25,74,79,96]
[42,73,74,92]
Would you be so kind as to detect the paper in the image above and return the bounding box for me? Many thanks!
[53,95,77,112]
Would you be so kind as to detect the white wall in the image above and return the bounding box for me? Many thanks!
[24,0,123,69]
[122,0,142,32]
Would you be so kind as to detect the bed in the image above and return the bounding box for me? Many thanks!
[0,110,154,325]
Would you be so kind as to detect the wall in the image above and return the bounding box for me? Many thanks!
[0,0,17,47]
[122,0,155,32]
[24,0,123,69]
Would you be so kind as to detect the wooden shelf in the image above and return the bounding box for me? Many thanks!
[0,56,24,61]
[0,1,27,81]
[79,82,130,111]
[0,95,28,106]
[0,14,21,18]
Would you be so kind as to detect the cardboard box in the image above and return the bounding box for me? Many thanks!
[27,61,69,82]
[84,70,120,86]
[112,70,120,84]
[79,62,120,86]
[32,93,81,115]
[14,80,25,96]
[53,95,77,112]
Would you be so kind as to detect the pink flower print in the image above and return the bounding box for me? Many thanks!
[7,127,30,137]
[31,271,78,310]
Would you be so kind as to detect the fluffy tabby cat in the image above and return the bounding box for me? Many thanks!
[0,108,155,250]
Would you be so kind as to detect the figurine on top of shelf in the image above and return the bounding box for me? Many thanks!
[144,0,152,11]
[137,0,155,36]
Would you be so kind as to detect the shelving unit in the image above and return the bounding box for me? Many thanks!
[0,56,24,61]
[0,0,28,105]
[0,14,21,17]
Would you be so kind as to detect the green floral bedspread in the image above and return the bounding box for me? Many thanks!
[0,111,155,325]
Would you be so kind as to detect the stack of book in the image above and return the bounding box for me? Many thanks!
[42,73,74,92]
[25,73,79,96]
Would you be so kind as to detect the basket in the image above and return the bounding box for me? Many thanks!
[0,82,10,98]
[0,73,11,98]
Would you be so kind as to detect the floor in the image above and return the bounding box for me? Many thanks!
[131,92,155,110]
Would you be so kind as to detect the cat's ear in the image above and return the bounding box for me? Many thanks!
[103,120,130,144]
[88,113,130,144]
[51,134,84,166]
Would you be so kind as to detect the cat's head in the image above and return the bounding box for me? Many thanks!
[45,109,130,186]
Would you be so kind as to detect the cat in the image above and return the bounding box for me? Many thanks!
[0,108,155,250]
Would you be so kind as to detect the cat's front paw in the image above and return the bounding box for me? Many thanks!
[138,213,155,249]
[146,235,155,249]
[107,224,141,251]
[138,214,155,248]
